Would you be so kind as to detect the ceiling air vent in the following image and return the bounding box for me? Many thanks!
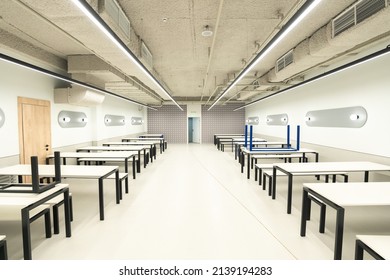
[141,41,153,69]
[332,0,388,38]
[100,0,130,38]
[333,7,355,37]
[356,0,387,23]
[276,50,293,73]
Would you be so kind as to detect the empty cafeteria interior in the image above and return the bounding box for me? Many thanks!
[0,0,390,261]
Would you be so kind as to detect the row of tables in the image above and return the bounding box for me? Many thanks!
[0,134,166,259]
[214,133,390,260]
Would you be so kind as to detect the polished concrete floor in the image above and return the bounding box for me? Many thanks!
[2,143,388,260]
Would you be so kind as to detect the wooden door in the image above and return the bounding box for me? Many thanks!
[18,97,52,165]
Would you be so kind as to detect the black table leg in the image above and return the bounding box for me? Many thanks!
[287,173,293,214]
[334,207,345,260]
[64,189,72,237]
[21,208,32,260]
[300,188,309,237]
[98,178,104,220]
[247,154,250,179]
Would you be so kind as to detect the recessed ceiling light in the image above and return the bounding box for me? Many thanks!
[201,25,213,37]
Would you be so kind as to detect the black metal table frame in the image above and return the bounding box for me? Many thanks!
[300,186,345,260]
[19,168,119,221]
[21,186,72,260]
[355,239,385,260]
[77,147,147,171]
[124,142,156,161]
[240,149,319,180]
[0,236,8,260]
[276,166,367,214]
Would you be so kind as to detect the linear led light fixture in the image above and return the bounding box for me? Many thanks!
[0,53,157,110]
[72,0,183,111]
[208,0,322,111]
[234,45,390,111]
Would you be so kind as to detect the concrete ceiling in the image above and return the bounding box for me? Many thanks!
[0,0,389,108]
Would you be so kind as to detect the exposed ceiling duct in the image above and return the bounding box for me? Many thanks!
[98,0,131,43]
[54,85,105,107]
[269,0,390,83]
[1,0,389,108]
[67,54,163,105]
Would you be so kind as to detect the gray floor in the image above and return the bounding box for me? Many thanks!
[2,143,388,260]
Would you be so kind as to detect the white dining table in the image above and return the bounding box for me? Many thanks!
[0,184,71,260]
[274,161,390,214]
[0,164,120,221]
[300,182,390,260]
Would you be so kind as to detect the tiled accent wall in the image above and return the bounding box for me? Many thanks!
[147,104,245,144]
[147,105,188,143]
[202,104,245,143]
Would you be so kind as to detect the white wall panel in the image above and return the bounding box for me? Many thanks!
[246,45,390,157]
[0,59,146,158]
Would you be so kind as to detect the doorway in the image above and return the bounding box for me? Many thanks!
[18,97,52,165]
[188,117,200,143]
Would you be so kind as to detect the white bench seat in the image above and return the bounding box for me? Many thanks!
[254,164,274,184]
[77,157,135,162]
[108,172,129,196]
[77,158,137,180]
[45,172,128,234]
[252,154,305,166]
[107,173,128,180]
[252,154,303,159]
[45,194,73,235]
[0,204,52,239]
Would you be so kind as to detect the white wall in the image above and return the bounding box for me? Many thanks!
[0,59,147,158]
[246,43,390,158]
[94,95,147,141]
[187,103,201,118]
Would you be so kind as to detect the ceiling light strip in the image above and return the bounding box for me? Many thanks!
[207,0,322,111]
[0,52,157,110]
[72,0,183,111]
[233,45,390,111]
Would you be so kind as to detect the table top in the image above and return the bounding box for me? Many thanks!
[215,135,245,139]
[276,161,390,173]
[242,148,317,155]
[253,154,303,159]
[122,137,165,141]
[356,235,390,259]
[77,146,147,151]
[48,151,138,159]
[214,134,244,136]
[304,182,390,206]
[0,184,68,206]
[104,141,159,146]
[139,134,163,137]
[226,138,266,142]
[234,140,283,144]
[0,164,118,178]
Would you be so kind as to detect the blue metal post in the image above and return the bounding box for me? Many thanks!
[244,125,248,148]
[287,125,290,148]
[250,125,253,151]
[296,125,300,150]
